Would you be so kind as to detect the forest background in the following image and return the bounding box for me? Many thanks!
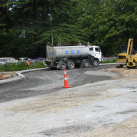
[0,0,137,58]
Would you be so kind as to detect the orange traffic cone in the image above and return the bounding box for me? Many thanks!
[63,69,71,88]
[0,75,2,77]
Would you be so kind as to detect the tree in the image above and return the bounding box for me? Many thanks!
[77,0,137,55]
[1,0,137,57]
[0,0,80,58]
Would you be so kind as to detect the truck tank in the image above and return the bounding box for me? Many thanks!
[47,46,90,60]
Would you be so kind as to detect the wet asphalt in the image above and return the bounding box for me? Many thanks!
[0,64,116,103]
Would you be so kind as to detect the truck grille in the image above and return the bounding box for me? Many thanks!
[119,56,126,59]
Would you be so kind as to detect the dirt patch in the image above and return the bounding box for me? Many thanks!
[0,71,16,80]
[107,66,137,77]
[58,115,137,137]
[5,90,118,114]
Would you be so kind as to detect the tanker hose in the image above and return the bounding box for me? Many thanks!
[43,60,52,68]
[43,60,47,67]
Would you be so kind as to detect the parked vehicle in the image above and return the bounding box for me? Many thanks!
[43,42,102,70]
[0,58,6,65]
[18,57,28,61]
[116,38,137,68]
[0,57,18,65]
[116,45,127,68]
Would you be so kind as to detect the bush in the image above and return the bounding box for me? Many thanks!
[0,64,5,72]
[109,59,117,63]
[102,59,117,64]
[0,61,45,71]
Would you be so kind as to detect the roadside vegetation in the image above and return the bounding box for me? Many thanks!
[0,59,117,71]
[0,61,45,71]
[102,59,117,64]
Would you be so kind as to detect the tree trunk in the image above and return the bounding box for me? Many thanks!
[33,0,44,57]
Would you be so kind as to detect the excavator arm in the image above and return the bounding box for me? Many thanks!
[126,38,137,68]
[126,38,133,55]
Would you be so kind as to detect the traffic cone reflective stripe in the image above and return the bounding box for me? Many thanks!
[63,69,71,88]
[64,71,66,74]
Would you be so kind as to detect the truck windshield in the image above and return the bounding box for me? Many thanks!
[95,47,100,52]
[89,47,93,51]
[120,45,127,53]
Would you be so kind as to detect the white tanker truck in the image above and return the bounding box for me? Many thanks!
[43,42,102,70]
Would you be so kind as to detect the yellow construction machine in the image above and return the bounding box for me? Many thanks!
[116,38,137,68]
[126,38,137,68]
[116,45,127,68]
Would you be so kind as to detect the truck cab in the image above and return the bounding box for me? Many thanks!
[86,42,102,63]
[116,45,128,68]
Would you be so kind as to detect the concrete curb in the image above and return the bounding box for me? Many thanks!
[0,68,48,86]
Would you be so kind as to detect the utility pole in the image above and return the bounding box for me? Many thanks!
[50,14,53,45]
[49,0,53,45]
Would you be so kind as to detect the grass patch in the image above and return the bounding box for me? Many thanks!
[0,61,45,71]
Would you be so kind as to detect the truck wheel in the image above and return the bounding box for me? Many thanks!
[67,61,75,69]
[83,60,90,68]
[93,60,99,67]
[59,62,66,70]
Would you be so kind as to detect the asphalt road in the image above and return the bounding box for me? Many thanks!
[0,64,116,103]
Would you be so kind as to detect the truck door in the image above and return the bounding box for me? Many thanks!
[89,47,94,56]
[94,47,102,61]
[89,46,102,61]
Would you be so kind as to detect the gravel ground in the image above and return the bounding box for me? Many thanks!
[0,65,114,102]
[0,65,137,137]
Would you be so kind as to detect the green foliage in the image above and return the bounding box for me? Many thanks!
[109,59,117,63]
[0,0,79,58]
[77,0,137,55]
[102,59,117,64]
[30,61,45,69]
[0,61,45,71]
[102,60,110,64]
[1,0,137,58]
